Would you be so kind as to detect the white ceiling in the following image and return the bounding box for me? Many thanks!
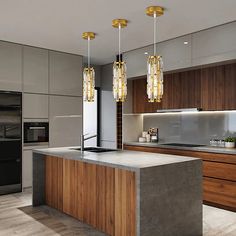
[0,0,236,65]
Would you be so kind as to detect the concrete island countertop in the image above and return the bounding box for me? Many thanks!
[124,141,236,155]
[33,146,199,171]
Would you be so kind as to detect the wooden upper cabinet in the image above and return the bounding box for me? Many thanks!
[201,65,225,110]
[132,77,162,113]
[224,63,236,110]
[132,62,236,113]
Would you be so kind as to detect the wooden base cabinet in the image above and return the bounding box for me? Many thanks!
[124,144,236,212]
[45,157,136,236]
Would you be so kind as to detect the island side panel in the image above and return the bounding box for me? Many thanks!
[140,159,202,236]
[114,168,136,236]
[33,153,46,206]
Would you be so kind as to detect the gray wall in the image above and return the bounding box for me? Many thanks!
[99,63,117,148]
[143,112,236,145]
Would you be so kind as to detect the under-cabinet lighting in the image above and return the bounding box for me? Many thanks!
[142,110,236,116]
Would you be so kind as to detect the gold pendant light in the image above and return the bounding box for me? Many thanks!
[112,19,128,102]
[146,6,164,103]
[82,32,95,102]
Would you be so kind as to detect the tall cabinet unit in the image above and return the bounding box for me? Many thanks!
[49,51,83,148]
[0,42,22,91]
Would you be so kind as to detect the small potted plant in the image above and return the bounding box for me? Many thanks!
[224,137,236,148]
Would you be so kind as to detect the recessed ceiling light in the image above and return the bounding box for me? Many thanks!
[144,52,148,55]
[184,41,188,45]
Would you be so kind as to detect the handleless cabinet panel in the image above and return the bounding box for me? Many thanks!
[201,65,225,110]
[49,95,82,147]
[23,93,49,119]
[192,22,236,66]
[0,42,22,91]
[49,51,82,96]
[23,46,49,93]
[22,150,33,188]
[224,63,236,110]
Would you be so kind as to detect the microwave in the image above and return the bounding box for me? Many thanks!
[24,122,49,144]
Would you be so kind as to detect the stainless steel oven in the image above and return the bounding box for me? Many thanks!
[24,122,49,145]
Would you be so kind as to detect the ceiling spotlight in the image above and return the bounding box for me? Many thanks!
[144,52,148,55]
[184,41,188,45]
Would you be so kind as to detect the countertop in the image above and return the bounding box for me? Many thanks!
[33,146,199,171]
[124,142,236,155]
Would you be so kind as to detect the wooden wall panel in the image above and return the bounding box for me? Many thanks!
[46,157,136,235]
[63,159,77,217]
[115,168,136,236]
[45,156,63,211]
[83,162,97,226]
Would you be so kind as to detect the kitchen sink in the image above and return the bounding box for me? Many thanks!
[71,147,117,153]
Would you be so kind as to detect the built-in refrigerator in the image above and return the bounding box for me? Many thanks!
[0,91,22,195]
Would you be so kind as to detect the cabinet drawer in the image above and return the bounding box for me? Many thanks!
[203,177,236,209]
[203,161,236,181]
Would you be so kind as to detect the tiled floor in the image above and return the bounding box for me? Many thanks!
[0,190,235,235]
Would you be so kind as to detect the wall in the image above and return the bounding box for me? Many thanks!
[100,63,117,148]
[143,112,236,145]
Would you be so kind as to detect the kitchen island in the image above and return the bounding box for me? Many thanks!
[33,147,202,236]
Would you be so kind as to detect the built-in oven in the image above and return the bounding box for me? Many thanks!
[24,122,49,145]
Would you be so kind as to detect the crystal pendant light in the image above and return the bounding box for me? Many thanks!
[112,19,128,102]
[82,32,95,102]
[146,6,164,103]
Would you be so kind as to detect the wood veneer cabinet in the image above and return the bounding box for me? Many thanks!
[123,144,236,211]
[132,62,236,113]
[45,157,136,236]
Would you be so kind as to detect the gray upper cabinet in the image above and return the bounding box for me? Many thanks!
[49,51,83,96]
[158,35,192,72]
[23,46,49,93]
[0,42,22,91]
[124,35,192,78]
[192,22,236,66]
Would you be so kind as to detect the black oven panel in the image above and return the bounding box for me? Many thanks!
[24,122,49,144]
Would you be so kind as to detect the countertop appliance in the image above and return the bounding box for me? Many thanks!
[0,91,22,195]
[149,128,159,143]
[24,122,49,145]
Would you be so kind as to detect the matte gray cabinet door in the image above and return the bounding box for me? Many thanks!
[23,46,49,93]
[124,35,191,78]
[192,22,236,66]
[23,93,49,119]
[49,95,82,147]
[158,35,192,72]
[49,52,82,96]
[0,42,22,91]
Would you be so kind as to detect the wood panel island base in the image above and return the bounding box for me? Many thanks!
[32,148,202,236]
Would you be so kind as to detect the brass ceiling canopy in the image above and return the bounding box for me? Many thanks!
[112,19,128,28]
[146,6,164,17]
[82,32,95,40]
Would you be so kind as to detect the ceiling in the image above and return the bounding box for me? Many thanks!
[0,0,236,65]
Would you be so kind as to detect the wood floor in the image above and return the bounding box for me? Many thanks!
[0,190,236,236]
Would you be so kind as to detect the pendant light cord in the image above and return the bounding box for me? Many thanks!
[119,24,121,62]
[154,12,157,56]
[88,37,90,68]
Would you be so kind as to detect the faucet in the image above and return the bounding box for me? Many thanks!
[80,133,97,153]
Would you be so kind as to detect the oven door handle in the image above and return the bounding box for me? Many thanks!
[29,127,46,130]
